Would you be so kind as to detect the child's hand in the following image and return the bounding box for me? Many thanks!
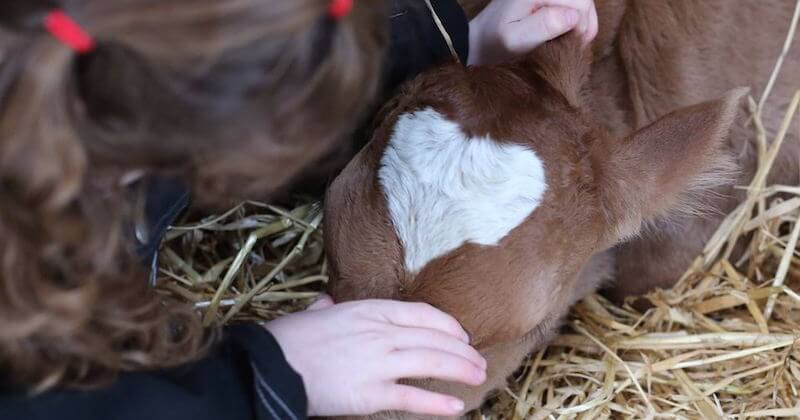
[468,0,599,65]
[264,295,487,417]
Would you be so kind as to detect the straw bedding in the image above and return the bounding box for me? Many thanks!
[158,7,800,419]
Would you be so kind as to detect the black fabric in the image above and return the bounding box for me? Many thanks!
[0,3,472,419]
[229,325,308,420]
[383,0,469,96]
[0,325,306,420]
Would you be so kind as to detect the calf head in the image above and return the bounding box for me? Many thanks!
[325,36,743,352]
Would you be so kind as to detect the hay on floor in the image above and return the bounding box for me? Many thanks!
[157,200,326,325]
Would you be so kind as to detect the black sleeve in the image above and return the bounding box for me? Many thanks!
[0,324,308,420]
[227,324,308,420]
[383,0,470,96]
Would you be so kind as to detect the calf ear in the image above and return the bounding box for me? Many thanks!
[597,88,747,240]
[529,34,592,108]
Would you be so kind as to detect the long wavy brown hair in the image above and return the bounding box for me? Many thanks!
[0,0,386,391]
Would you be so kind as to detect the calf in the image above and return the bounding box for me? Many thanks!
[324,0,799,417]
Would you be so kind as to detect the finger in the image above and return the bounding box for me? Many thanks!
[531,0,592,13]
[388,327,487,370]
[376,301,470,343]
[579,10,590,40]
[386,349,486,386]
[530,0,593,36]
[584,2,599,45]
[382,384,465,417]
[510,6,579,52]
[307,294,335,311]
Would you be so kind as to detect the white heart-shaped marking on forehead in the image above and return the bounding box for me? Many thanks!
[378,107,548,273]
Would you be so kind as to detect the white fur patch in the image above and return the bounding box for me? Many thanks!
[378,108,548,273]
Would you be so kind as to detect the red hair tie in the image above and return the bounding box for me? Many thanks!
[44,10,96,54]
[328,0,354,20]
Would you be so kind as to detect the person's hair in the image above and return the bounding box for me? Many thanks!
[0,0,387,391]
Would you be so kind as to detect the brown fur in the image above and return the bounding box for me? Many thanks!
[325,0,799,417]
[595,0,800,300]
[0,0,387,390]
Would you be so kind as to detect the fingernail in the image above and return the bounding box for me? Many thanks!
[450,399,465,413]
[564,10,580,27]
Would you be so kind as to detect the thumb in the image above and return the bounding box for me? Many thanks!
[511,6,580,52]
[307,294,335,311]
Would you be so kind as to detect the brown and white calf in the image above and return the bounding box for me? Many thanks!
[324,0,800,417]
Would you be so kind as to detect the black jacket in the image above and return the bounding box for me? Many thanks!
[0,2,470,420]
[0,325,307,420]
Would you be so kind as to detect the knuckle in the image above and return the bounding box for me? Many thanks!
[347,303,368,317]
[542,12,561,35]
[351,302,382,321]
[415,301,440,315]
[432,310,461,329]
[414,302,436,312]
[414,302,441,318]
[544,9,564,27]
[553,11,570,31]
